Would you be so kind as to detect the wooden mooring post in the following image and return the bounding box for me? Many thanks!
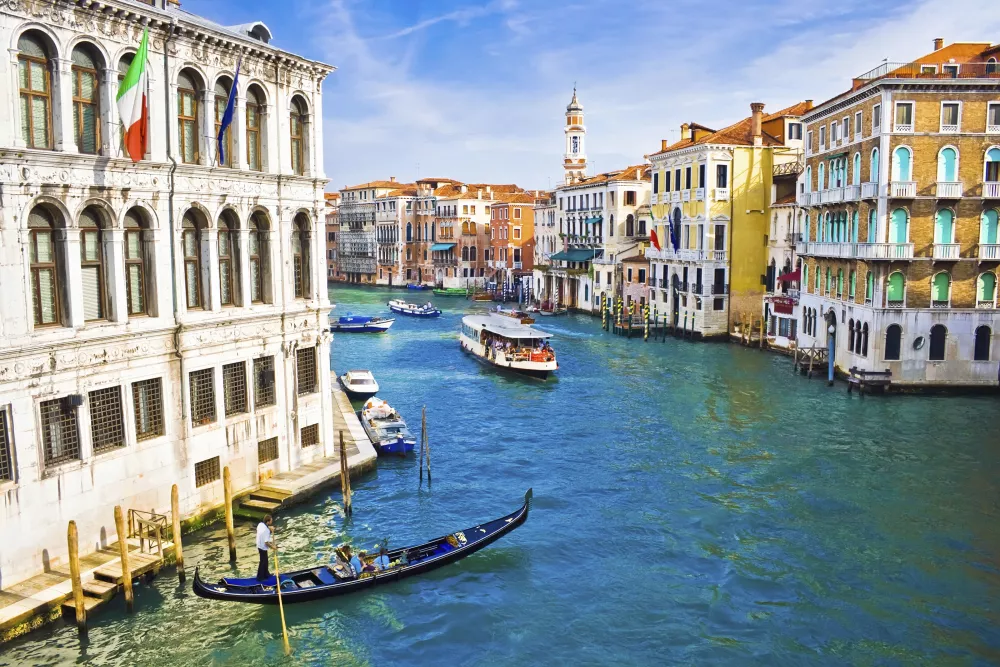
[223,466,236,563]
[114,505,134,613]
[339,430,352,517]
[67,520,87,635]
[171,483,185,582]
[423,408,432,483]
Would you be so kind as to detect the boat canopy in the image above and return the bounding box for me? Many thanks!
[463,315,551,340]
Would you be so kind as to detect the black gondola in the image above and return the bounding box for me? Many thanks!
[192,489,532,604]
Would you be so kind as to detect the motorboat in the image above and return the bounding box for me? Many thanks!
[330,314,395,333]
[339,370,379,400]
[432,287,466,297]
[407,283,430,291]
[387,299,442,318]
[491,306,535,324]
[459,314,557,379]
[359,397,416,456]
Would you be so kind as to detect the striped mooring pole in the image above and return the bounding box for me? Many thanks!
[644,304,650,341]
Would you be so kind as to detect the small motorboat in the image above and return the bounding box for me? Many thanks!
[491,306,535,324]
[407,283,429,291]
[331,314,395,333]
[192,489,532,605]
[359,397,416,456]
[432,287,466,297]
[537,308,568,317]
[388,299,442,318]
[339,370,379,400]
[472,293,493,302]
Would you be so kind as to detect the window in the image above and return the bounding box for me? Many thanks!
[866,271,874,301]
[889,208,908,244]
[222,361,248,417]
[78,207,108,322]
[830,122,839,143]
[842,117,849,140]
[124,208,150,316]
[938,147,958,182]
[819,126,826,148]
[258,437,279,464]
[189,368,216,426]
[513,227,521,240]
[246,86,264,170]
[974,326,992,361]
[873,104,881,133]
[249,212,269,303]
[194,456,220,487]
[853,153,861,186]
[849,270,856,300]
[132,378,164,441]
[885,324,902,361]
[39,397,80,466]
[514,208,521,219]
[854,111,862,137]
[28,205,61,326]
[89,386,125,454]
[940,102,960,133]
[978,272,997,306]
[218,212,237,306]
[296,347,317,395]
[935,209,954,244]
[931,272,951,306]
[182,211,204,309]
[788,122,802,140]
[301,424,319,448]
[290,96,307,175]
[684,168,691,190]
[293,214,311,298]
[870,148,879,183]
[653,172,659,193]
[674,169,681,190]
[989,103,1000,132]
[71,45,101,154]
[18,33,52,149]
[929,324,947,360]
[0,410,13,482]
[985,148,1000,182]
[253,356,276,407]
[892,147,912,182]
[894,102,914,131]
[887,271,905,306]
[626,190,636,206]
[214,77,234,167]
[943,64,959,78]
[177,70,200,164]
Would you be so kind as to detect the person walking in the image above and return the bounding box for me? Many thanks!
[256,514,275,581]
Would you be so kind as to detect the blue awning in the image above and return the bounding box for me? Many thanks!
[550,248,599,262]
[429,243,456,251]
[584,216,603,225]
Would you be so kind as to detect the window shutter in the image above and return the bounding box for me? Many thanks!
[37,267,56,324]
[82,266,101,320]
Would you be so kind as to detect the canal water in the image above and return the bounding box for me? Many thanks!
[4,285,999,666]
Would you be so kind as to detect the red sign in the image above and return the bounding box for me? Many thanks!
[770,296,795,314]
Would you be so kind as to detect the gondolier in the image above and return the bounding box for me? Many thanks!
[256,515,275,580]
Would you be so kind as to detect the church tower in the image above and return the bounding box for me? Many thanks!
[563,87,587,185]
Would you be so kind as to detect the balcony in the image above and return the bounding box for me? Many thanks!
[978,300,997,309]
[715,187,730,201]
[989,124,1000,134]
[940,123,959,133]
[682,190,691,202]
[861,181,879,199]
[803,241,855,258]
[886,299,905,309]
[854,132,862,143]
[890,181,916,198]
[843,184,860,201]
[894,123,913,133]
[980,244,1000,260]
[695,188,705,201]
[933,243,961,260]
[856,242,914,260]
[707,249,727,262]
[931,300,950,309]
[712,283,729,295]
[651,193,659,204]
[795,241,807,254]
[671,192,680,203]
[692,283,704,295]
[821,188,843,204]
[984,182,1000,199]
[936,181,963,198]
[513,261,523,269]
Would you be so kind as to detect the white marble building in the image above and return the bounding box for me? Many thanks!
[0,0,335,587]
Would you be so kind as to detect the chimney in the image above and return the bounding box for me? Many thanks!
[805,99,814,110]
[750,102,765,146]
[680,123,690,141]
[390,176,396,182]
[461,184,467,194]
[933,37,944,51]
[661,139,668,150]
[477,189,482,200]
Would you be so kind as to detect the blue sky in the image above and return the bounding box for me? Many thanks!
[182,0,1000,191]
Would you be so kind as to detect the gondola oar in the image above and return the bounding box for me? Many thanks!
[272,529,291,655]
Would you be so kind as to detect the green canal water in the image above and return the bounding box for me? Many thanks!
[3,285,999,666]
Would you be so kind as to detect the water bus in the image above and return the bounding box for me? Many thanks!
[388,299,442,317]
[459,314,557,379]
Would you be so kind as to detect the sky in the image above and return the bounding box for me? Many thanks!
[181,0,1000,192]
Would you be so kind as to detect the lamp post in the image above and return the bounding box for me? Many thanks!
[825,309,837,386]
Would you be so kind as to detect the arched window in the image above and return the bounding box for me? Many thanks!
[803,213,810,242]
[805,166,812,192]
[79,206,108,321]
[292,213,311,298]
[803,264,809,292]
[986,148,1000,183]
[885,324,902,361]
[290,96,308,175]
[178,70,201,164]
[470,246,477,261]
[988,58,999,75]
[218,211,239,306]
[974,326,992,361]
[935,209,954,244]
[889,208,908,244]
[861,323,869,357]
[870,147,879,182]
[929,324,947,361]
[848,318,856,352]
[28,205,63,325]
[887,271,905,306]
[983,209,999,245]
[849,270,856,300]
[626,214,635,237]
[931,272,951,307]
[214,77,234,167]
[461,246,469,261]
[584,284,589,301]
[825,267,831,295]
[851,211,859,243]
[406,222,412,242]
[865,271,874,302]
[868,209,878,243]
[853,152,861,186]
[892,146,912,181]
[814,264,820,292]
[818,163,825,190]
[71,44,102,154]
[124,208,152,316]
[246,85,265,171]
[182,211,205,309]
[978,272,997,307]
[937,147,958,182]
[837,268,844,297]
[18,33,53,149]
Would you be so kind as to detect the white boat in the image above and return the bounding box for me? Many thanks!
[387,299,442,317]
[339,369,379,400]
[359,397,416,456]
[459,313,557,379]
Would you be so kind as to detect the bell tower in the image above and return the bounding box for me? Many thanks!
[563,87,587,185]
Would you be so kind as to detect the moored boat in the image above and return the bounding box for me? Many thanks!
[432,287,466,297]
[339,370,379,400]
[407,283,430,290]
[459,313,557,379]
[387,299,442,318]
[192,489,532,604]
[491,306,535,324]
[359,397,416,456]
[330,314,395,333]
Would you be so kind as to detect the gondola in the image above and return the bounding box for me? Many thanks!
[192,489,532,605]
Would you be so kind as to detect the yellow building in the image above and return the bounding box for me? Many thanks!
[646,101,811,338]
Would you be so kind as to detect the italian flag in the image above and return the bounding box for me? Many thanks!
[117,28,149,163]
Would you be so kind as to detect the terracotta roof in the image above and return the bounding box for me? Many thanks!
[324,192,340,201]
[914,42,993,65]
[774,193,797,206]
[490,193,537,204]
[433,183,526,200]
[648,109,793,157]
[764,101,813,120]
[621,256,649,264]
[610,165,651,182]
[380,187,419,198]
[341,180,409,191]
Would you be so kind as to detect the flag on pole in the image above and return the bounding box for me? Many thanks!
[116,28,150,163]
[217,56,242,166]
[650,227,661,251]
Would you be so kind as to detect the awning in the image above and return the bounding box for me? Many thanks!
[584,216,603,225]
[777,269,801,283]
[549,248,599,262]
[429,243,456,252]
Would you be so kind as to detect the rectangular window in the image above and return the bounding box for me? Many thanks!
[943,64,959,77]
[684,168,691,190]
[89,386,125,454]
[39,397,80,467]
[894,102,914,130]
[674,169,681,190]
[653,172,659,193]
[638,269,646,284]
[716,164,728,188]
[940,102,960,132]
[788,122,802,140]
[222,361,247,417]
[625,191,636,206]
[513,227,521,240]
[514,208,521,219]
[296,347,317,395]
[194,456,220,487]
[873,104,881,133]
[189,368,216,426]
[854,111,862,137]
[627,268,633,282]
[819,126,826,147]
[258,436,279,464]
[842,117,849,140]
[132,378,164,441]
[830,122,838,142]
[0,409,14,482]
[698,164,706,188]
[301,424,319,447]
[806,130,813,153]
[989,103,1000,131]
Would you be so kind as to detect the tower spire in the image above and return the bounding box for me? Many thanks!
[563,86,587,184]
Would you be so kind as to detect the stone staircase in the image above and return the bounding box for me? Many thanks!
[234,487,292,521]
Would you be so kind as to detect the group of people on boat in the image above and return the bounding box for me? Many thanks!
[480,335,554,363]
